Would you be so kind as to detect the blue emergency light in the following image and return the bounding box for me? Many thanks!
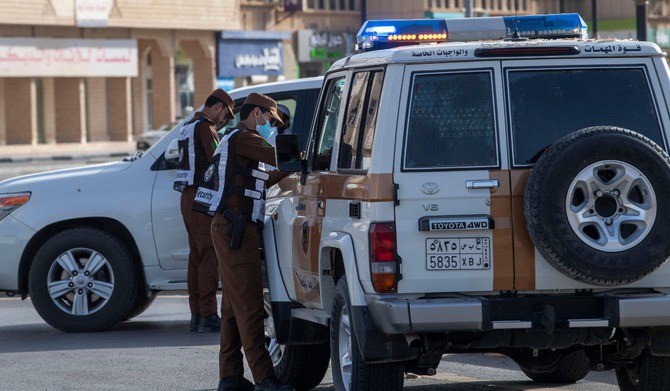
[356,13,588,52]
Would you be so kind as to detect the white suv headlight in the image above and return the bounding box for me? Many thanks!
[0,192,31,221]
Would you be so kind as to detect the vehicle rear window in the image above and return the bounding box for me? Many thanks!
[508,67,665,166]
[404,71,498,170]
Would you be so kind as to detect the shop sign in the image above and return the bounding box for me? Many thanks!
[0,37,137,77]
[298,30,353,63]
[218,40,283,77]
[75,0,113,27]
[216,77,236,92]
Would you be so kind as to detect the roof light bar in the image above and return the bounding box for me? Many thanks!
[357,19,448,52]
[356,13,588,52]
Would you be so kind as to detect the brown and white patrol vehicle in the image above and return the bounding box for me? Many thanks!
[264,14,670,391]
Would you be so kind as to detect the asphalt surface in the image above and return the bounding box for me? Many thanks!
[0,294,619,391]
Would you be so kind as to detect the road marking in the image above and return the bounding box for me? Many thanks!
[419,372,563,391]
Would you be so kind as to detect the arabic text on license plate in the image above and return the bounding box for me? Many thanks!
[426,237,491,270]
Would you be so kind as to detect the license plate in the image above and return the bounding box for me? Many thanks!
[426,237,491,270]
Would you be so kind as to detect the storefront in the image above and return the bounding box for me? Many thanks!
[216,30,292,90]
[296,29,355,77]
[0,37,137,144]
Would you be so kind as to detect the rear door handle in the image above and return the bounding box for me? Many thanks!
[466,179,499,189]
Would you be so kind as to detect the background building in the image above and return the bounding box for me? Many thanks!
[0,0,648,146]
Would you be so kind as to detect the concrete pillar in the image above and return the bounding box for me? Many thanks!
[0,79,5,145]
[4,78,36,145]
[131,76,143,136]
[86,78,108,142]
[107,78,133,141]
[133,40,152,136]
[181,40,215,107]
[42,78,57,144]
[151,50,176,129]
[54,78,86,143]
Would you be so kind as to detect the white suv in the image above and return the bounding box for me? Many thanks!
[263,15,670,391]
[0,77,322,332]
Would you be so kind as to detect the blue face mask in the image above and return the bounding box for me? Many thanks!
[256,114,276,140]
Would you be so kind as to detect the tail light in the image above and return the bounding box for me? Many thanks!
[369,222,398,293]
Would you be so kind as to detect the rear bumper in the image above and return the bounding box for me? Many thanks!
[366,293,670,334]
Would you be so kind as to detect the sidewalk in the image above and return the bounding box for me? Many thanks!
[0,141,138,163]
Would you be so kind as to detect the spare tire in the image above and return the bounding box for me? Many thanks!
[524,126,670,286]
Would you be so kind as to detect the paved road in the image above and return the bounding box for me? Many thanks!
[0,154,620,390]
[0,293,620,391]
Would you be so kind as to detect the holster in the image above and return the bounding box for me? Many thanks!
[223,209,247,250]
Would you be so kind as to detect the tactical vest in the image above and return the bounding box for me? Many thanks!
[173,117,209,192]
[192,129,270,223]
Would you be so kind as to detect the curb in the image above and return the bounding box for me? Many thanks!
[0,151,134,164]
[0,151,137,164]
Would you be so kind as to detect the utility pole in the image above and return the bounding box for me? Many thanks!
[464,0,473,17]
[361,0,367,26]
[592,0,599,38]
[634,0,649,41]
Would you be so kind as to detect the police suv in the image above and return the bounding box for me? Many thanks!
[263,14,670,391]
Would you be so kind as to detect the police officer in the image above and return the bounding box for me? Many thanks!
[174,89,234,333]
[192,93,294,391]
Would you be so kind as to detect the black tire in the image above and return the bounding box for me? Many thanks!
[124,290,157,320]
[615,350,670,391]
[28,227,138,332]
[263,290,330,391]
[330,278,404,391]
[515,349,590,383]
[524,126,670,285]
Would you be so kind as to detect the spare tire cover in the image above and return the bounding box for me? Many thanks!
[524,126,670,286]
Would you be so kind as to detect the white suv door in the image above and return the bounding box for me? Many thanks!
[393,61,514,294]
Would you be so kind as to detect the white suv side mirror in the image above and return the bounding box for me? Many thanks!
[164,138,180,168]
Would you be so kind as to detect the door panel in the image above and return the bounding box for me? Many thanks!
[393,62,514,294]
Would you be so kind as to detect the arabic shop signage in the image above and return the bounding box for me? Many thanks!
[297,30,353,63]
[217,39,283,77]
[0,37,138,77]
[75,0,113,27]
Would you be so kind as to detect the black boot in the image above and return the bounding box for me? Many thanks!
[218,375,254,391]
[189,314,200,332]
[254,377,295,391]
[198,313,221,332]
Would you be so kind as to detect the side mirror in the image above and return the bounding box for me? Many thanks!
[275,134,303,173]
[164,138,180,168]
